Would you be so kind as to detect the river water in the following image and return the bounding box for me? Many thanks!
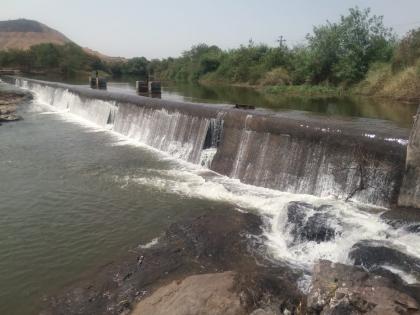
[1,79,420,314]
[27,75,418,128]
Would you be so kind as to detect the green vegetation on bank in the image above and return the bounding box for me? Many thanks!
[354,28,420,100]
[0,42,107,76]
[144,7,420,100]
[1,7,420,100]
[149,8,396,86]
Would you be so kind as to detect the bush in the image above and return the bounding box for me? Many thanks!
[259,67,291,86]
[392,28,420,71]
[306,7,394,85]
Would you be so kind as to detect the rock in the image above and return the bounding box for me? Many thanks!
[250,307,281,315]
[349,240,420,281]
[41,210,304,315]
[0,113,22,122]
[286,201,338,244]
[234,268,304,315]
[0,90,29,124]
[131,272,245,315]
[380,208,420,233]
[307,260,420,315]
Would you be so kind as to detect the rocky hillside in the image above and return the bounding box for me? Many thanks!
[0,19,124,63]
[0,19,71,50]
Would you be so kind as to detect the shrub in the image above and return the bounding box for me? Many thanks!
[259,67,291,86]
[392,28,420,71]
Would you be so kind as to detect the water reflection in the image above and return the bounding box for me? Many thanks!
[161,82,418,128]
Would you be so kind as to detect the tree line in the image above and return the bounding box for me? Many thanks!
[144,7,404,87]
[0,42,108,76]
[1,7,420,93]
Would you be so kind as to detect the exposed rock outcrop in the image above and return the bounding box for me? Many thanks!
[131,272,245,315]
[0,90,28,122]
[286,202,339,244]
[41,210,304,315]
[307,260,420,315]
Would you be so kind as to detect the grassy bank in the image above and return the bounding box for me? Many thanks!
[353,62,420,101]
[259,84,346,97]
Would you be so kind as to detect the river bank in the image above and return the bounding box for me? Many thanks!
[40,209,420,315]
[198,78,420,103]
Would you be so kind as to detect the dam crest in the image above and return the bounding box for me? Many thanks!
[6,77,412,208]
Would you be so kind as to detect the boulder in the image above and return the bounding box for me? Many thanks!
[307,260,420,314]
[349,240,420,282]
[286,201,338,244]
[0,113,22,122]
[131,272,245,315]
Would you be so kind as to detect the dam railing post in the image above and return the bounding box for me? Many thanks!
[89,76,96,88]
[96,77,107,89]
[89,76,107,89]
[148,81,161,95]
[136,80,149,94]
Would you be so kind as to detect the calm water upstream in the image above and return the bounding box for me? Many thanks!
[1,79,420,314]
[27,75,418,128]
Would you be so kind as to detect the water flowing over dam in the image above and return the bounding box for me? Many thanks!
[7,77,409,208]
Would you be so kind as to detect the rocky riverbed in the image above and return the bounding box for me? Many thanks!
[39,208,420,315]
[0,88,30,123]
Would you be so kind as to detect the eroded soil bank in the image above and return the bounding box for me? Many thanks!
[40,209,420,315]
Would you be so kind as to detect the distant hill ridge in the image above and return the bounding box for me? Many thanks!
[0,18,124,62]
[0,19,46,32]
[0,19,71,50]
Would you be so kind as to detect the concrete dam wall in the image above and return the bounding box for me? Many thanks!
[4,77,410,208]
[399,107,420,208]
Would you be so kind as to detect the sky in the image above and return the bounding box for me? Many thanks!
[2,0,420,59]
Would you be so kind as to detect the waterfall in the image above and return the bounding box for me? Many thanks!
[15,78,220,165]
[113,102,212,163]
[211,111,406,207]
[16,79,117,127]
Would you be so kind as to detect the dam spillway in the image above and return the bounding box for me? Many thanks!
[4,76,410,208]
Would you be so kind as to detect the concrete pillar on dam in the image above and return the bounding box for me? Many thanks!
[89,76,107,89]
[136,80,148,93]
[148,81,162,95]
[399,106,420,208]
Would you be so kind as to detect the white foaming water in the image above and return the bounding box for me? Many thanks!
[16,79,117,127]
[17,79,219,166]
[199,148,217,168]
[113,101,212,164]
[381,265,418,284]
[138,237,160,249]
[112,168,420,272]
[13,79,420,283]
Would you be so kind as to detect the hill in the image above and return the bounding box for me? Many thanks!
[0,19,124,63]
[0,19,71,50]
[82,47,126,64]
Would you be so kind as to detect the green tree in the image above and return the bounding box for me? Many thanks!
[392,28,420,71]
[306,7,394,84]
